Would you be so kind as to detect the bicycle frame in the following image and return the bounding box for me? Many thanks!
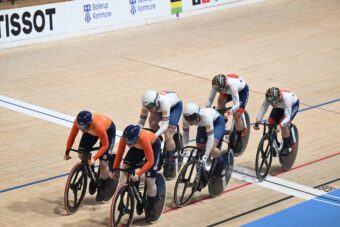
[182,146,217,185]
[70,147,100,184]
[260,123,280,156]
[261,122,297,156]
[115,166,147,210]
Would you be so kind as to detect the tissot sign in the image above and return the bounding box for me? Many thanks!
[0,5,66,42]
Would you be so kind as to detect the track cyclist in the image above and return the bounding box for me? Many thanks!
[253,87,299,156]
[138,90,183,179]
[112,124,162,223]
[206,73,250,153]
[182,102,226,176]
[64,110,117,202]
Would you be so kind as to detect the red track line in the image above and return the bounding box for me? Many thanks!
[162,151,340,214]
[273,151,340,176]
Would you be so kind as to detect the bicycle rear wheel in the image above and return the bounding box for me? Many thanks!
[231,111,251,157]
[280,125,299,170]
[173,159,200,207]
[208,150,234,197]
[255,135,273,181]
[64,162,88,214]
[110,184,135,227]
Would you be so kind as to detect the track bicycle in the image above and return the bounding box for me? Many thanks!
[110,165,166,226]
[173,140,234,207]
[255,122,299,181]
[64,147,119,214]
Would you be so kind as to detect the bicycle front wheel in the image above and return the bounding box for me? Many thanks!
[110,184,135,227]
[174,159,200,208]
[64,162,88,214]
[255,135,273,181]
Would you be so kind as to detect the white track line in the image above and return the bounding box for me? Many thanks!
[233,166,340,206]
[0,95,122,136]
[1,95,339,205]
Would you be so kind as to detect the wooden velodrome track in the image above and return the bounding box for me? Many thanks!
[1,0,339,226]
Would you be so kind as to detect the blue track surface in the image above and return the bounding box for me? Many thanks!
[242,189,340,227]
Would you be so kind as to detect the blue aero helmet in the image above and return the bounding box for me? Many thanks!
[77,110,92,131]
[123,124,141,145]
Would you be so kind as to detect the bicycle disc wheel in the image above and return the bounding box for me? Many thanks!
[64,162,88,214]
[174,159,200,207]
[280,125,299,170]
[208,150,234,197]
[255,135,273,181]
[110,184,135,227]
[232,111,251,157]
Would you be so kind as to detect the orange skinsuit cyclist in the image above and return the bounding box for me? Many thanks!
[65,110,117,203]
[112,125,161,223]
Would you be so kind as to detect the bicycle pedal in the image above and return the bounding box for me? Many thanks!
[136,203,144,215]
[224,129,231,135]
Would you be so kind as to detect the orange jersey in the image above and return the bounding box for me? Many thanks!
[113,129,158,177]
[66,114,113,160]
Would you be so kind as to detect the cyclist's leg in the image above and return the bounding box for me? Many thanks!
[196,126,207,150]
[97,123,118,202]
[145,139,161,223]
[148,112,162,132]
[99,122,116,178]
[78,132,98,159]
[281,100,300,154]
[216,93,229,111]
[211,117,226,176]
[269,108,288,155]
[163,101,183,178]
[78,133,98,195]
[234,85,249,132]
[234,85,249,149]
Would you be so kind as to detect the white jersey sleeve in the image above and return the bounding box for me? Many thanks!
[155,96,171,137]
[205,88,218,108]
[182,119,190,146]
[279,91,298,128]
[256,99,270,122]
[226,75,246,114]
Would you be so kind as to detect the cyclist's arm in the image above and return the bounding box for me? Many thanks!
[279,99,292,128]
[155,102,171,136]
[138,108,148,127]
[229,85,240,114]
[66,121,79,154]
[92,124,109,160]
[256,99,270,122]
[205,88,217,108]
[113,138,126,169]
[137,138,154,177]
[182,120,189,146]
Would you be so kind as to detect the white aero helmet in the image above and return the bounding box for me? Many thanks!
[183,102,200,121]
[142,90,159,108]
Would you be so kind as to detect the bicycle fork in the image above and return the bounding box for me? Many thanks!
[132,183,144,210]
[195,163,208,191]
[85,164,98,186]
